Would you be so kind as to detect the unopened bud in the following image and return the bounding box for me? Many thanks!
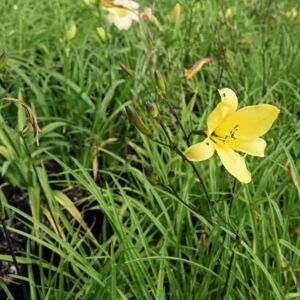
[96,27,108,42]
[143,165,160,184]
[119,63,133,76]
[141,8,162,30]
[171,3,181,21]
[152,16,162,31]
[184,57,213,80]
[200,232,207,247]
[0,50,8,70]
[132,98,143,107]
[143,165,153,177]
[65,23,77,43]
[141,8,154,21]
[125,105,153,138]
[167,3,181,22]
[154,70,166,95]
[145,101,158,118]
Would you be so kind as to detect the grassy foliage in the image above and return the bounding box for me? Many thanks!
[0,0,299,299]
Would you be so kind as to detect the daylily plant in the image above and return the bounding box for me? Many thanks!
[184,89,280,183]
[101,0,139,30]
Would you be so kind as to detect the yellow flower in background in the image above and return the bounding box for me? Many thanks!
[184,89,280,183]
[184,57,213,80]
[283,8,299,19]
[101,0,139,30]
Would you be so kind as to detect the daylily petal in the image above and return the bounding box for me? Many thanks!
[218,88,238,111]
[214,104,280,139]
[114,0,139,10]
[207,102,234,135]
[230,138,266,157]
[214,144,251,183]
[184,138,215,162]
[102,0,139,10]
[107,14,135,30]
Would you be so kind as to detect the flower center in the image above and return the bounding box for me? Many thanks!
[211,124,239,145]
[115,8,130,17]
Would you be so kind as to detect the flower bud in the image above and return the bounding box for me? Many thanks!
[65,23,77,43]
[184,57,213,80]
[96,27,108,42]
[0,50,8,70]
[154,70,166,95]
[141,8,154,21]
[125,105,153,138]
[141,8,162,30]
[171,3,181,21]
[145,101,158,118]
[152,16,162,31]
[143,165,160,184]
[143,165,153,177]
[132,98,143,107]
[119,63,133,76]
[199,232,207,247]
[167,3,181,22]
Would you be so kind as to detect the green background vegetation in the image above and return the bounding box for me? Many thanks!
[0,0,299,299]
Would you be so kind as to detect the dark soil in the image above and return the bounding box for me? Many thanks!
[0,181,110,299]
[0,185,31,300]
[0,155,127,299]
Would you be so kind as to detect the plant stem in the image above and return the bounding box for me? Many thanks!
[161,94,191,146]
[153,132,212,217]
[170,106,191,147]
[159,183,196,212]
[229,178,237,213]
[186,130,206,143]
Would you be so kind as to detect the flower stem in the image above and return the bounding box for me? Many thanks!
[153,133,212,218]
[229,178,237,213]
[161,94,191,146]
[159,183,196,212]
[186,129,207,143]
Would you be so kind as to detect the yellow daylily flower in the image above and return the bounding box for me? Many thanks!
[101,0,139,31]
[184,88,280,183]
